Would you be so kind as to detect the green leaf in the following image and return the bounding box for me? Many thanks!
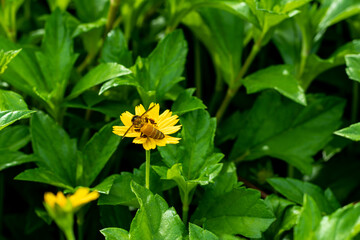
[134,30,187,103]
[0,89,29,111]
[159,109,223,181]
[101,228,129,240]
[92,174,120,194]
[272,18,301,65]
[98,173,138,207]
[294,195,322,240]
[334,122,360,141]
[0,38,47,100]
[317,0,360,39]
[183,8,244,86]
[246,0,310,34]
[98,164,168,208]
[264,195,300,240]
[72,18,107,37]
[345,54,360,82]
[315,202,360,239]
[68,63,132,99]
[302,39,360,89]
[192,186,275,238]
[30,111,77,187]
[73,0,108,22]
[101,28,132,67]
[267,177,338,214]
[230,91,345,174]
[242,64,306,105]
[172,88,206,115]
[35,9,78,101]
[0,110,35,131]
[99,76,139,95]
[81,121,120,186]
[128,181,185,240]
[0,49,21,74]
[189,223,219,240]
[0,151,37,171]
[0,125,30,151]
[15,168,73,190]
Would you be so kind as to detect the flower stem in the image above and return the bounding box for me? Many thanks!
[63,227,75,240]
[145,150,151,189]
[182,201,189,225]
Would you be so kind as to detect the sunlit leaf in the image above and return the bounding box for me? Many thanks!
[334,122,360,141]
[0,49,21,74]
[242,64,306,105]
[189,223,219,240]
[68,63,132,99]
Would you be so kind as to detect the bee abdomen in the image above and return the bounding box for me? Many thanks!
[142,124,165,139]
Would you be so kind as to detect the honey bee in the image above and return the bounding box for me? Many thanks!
[122,105,165,141]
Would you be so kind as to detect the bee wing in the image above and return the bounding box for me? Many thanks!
[121,124,134,142]
[140,104,156,117]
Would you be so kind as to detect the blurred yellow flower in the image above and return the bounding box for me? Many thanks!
[44,187,99,211]
[113,103,181,150]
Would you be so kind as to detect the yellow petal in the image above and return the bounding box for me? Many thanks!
[135,104,146,116]
[148,138,157,149]
[161,125,182,135]
[56,192,67,207]
[133,137,147,144]
[120,111,133,126]
[158,115,180,128]
[70,188,99,208]
[44,192,56,208]
[165,136,181,144]
[158,110,172,123]
[155,138,167,146]
[147,103,160,120]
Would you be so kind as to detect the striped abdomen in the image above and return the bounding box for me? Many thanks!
[141,123,165,139]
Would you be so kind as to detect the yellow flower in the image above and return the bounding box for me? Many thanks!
[44,187,99,211]
[113,103,181,150]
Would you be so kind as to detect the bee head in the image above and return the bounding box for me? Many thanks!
[131,115,142,126]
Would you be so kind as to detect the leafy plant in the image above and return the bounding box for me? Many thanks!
[1,0,360,239]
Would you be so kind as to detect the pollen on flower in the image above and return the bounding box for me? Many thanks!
[113,103,182,150]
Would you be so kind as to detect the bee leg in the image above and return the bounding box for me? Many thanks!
[149,118,156,125]
[140,132,147,138]
[134,129,140,132]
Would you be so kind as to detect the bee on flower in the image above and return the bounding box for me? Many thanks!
[113,103,181,150]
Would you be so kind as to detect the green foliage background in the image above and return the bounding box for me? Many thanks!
[1,0,360,239]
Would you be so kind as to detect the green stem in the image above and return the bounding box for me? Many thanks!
[215,38,262,122]
[63,227,75,240]
[105,0,121,36]
[76,211,85,240]
[194,36,202,99]
[352,81,359,123]
[182,200,189,225]
[145,150,151,189]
